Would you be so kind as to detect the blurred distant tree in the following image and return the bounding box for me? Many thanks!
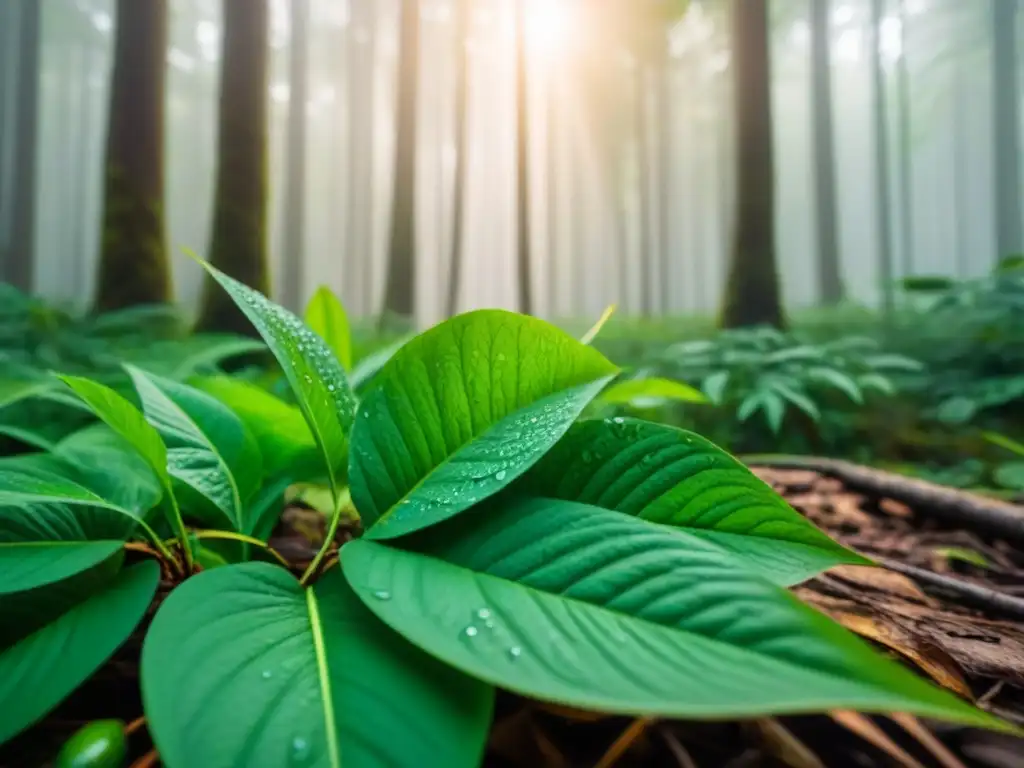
[870,0,895,316]
[94,0,171,311]
[514,0,534,315]
[381,0,420,322]
[810,0,843,304]
[445,0,471,317]
[196,0,271,335]
[347,0,378,316]
[721,0,785,329]
[992,0,1022,260]
[279,0,310,312]
[3,0,41,293]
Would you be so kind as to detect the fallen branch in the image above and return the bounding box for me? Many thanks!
[879,559,1024,620]
[743,455,1024,544]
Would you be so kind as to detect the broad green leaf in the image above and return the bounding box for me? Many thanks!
[127,367,262,532]
[0,562,159,746]
[350,310,618,539]
[198,261,356,492]
[55,425,163,517]
[0,378,52,409]
[142,563,492,768]
[768,381,821,423]
[193,376,318,478]
[579,304,617,345]
[306,286,353,370]
[600,377,708,407]
[521,419,868,585]
[58,376,171,487]
[994,462,1024,491]
[58,376,189,561]
[116,335,267,379]
[0,466,141,594]
[343,497,1004,729]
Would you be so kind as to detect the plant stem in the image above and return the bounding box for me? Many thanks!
[299,486,350,586]
[191,530,291,569]
[168,495,193,572]
[136,519,180,569]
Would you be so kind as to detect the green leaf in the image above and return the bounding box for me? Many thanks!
[768,380,821,423]
[994,462,1024,491]
[701,371,730,404]
[0,467,140,594]
[58,376,188,560]
[521,419,867,584]
[192,376,319,478]
[141,563,492,768]
[126,367,262,532]
[54,425,163,517]
[857,373,896,396]
[58,376,171,488]
[197,261,356,493]
[350,310,618,540]
[305,286,353,371]
[0,378,52,410]
[0,562,159,747]
[600,377,708,407]
[343,497,1005,729]
[806,368,863,404]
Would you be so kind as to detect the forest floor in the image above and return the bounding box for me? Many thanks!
[4,465,1024,768]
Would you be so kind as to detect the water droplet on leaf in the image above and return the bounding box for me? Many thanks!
[508,646,522,660]
[373,590,391,601]
[464,626,479,637]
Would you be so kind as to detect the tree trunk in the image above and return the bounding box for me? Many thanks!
[0,0,15,258]
[94,0,170,311]
[514,0,534,315]
[720,0,784,329]
[445,0,471,318]
[6,0,41,292]
[346,0,377,317]
[870,0,895,315]
[381,0,420,322]
[895,0,914,276]
[196,0,271,335]
[809,0,843,304]
[279,0,310,311]
[992,0,1023,260]
[953,42,970,278]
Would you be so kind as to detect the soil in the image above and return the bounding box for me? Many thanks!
[5,464,1024,767]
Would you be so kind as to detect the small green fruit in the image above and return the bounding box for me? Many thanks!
[55,719,127,768]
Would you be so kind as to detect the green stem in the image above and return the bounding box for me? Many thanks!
[136,518,178,566]
[191,530,291,569]
[300,486,350,586]
[168,494,194,572]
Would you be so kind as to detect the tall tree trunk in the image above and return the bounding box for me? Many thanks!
[635,65,653,316]
[196,0,270,334]
[6,0,41,292]
[347,0,377,317]
[992,0,1023,260]
[381,0,420,322]
[445,0,471,317]
[514,0,533,315]
[895,0,914,276]
[0,0,15,258]
[720,0,783,329]
[279,0,310,311]
[953,43,970,278]
[809,0,843,304]
[870,0,895,315]
[94,0,170,311]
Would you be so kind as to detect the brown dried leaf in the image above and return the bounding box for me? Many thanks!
[831,710,926,768]
[746,718,825,768]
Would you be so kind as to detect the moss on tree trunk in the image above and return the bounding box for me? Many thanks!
[93,0,171,313]
[196,0,271,336]
[720,0,785,330]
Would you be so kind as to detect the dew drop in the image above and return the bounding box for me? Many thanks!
[508,646,522,660]
[613,417,625,425]
[373,590,391,601]
[291,736,311,762]
[464,626,479,638]
[327,384,335,392]
[261,670,273,680]
[477,608,492,620]
[495,470,507,482]
[530,417,538,424]
[303,374,313,384]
